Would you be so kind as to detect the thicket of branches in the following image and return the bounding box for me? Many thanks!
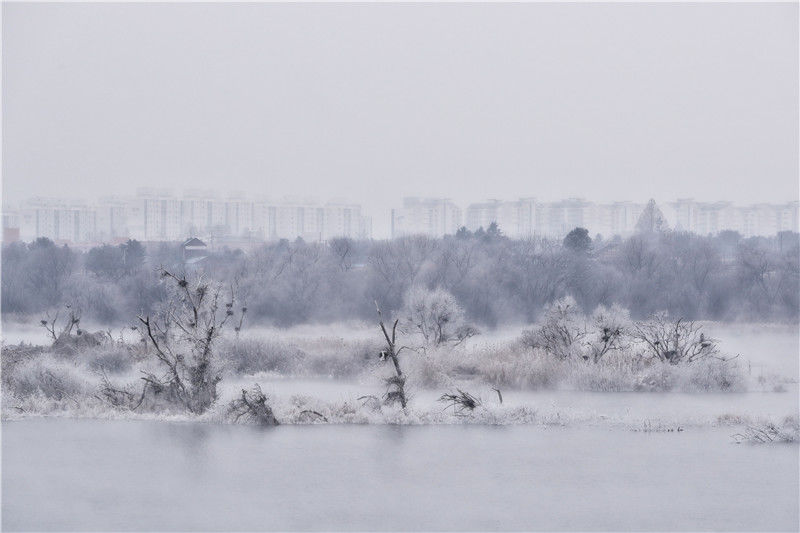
[2,229,798,326]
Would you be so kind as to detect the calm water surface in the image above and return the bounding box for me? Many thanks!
[3,419,798,531]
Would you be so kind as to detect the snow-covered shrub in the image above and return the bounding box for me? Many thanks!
[304,337,380,378]
[679,357,746,392]
[474,343,559,389]
[84,345,137,374]
[7,355,92,402]
[586,304,630,362]
[734,416,799,443]
[219,335,380,378]
[520,297,586,359]
[221,338,306,375]
[403,350,453,388]
[401,286,477,347]
[454,333,746,393]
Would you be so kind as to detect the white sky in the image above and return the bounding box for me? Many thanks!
[3,2,798,237]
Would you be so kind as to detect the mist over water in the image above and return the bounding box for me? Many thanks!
[4,420,798,532]
[2,2,799,531]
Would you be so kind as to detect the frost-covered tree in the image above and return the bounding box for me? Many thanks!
[521,296,586,359]
[105,269,243,414]
[401,286,477,346]
[635,199,669,234]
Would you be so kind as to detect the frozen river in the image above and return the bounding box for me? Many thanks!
[3,419,798,531]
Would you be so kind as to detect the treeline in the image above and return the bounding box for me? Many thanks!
[2,228,798,326]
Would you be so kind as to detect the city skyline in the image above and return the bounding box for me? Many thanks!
[4,189,797,245]
[3,3,798,239]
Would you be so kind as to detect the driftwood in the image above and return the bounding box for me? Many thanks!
[298,409,328,423]
[439,389,481,415]
[228,384,279,425]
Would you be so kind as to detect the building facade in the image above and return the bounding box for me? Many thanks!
[391,197,462,238]
[8,190,373,245]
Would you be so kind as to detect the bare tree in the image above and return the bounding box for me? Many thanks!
[375,301,409,408]
[633,312,723,364]
[39,305,82,344]
[522,297,586,359]
[121,268,241,414]
[329,237,353,271]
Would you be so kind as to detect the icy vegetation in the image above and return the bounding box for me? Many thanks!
[2,231,797,434]
[3,230,799,327]
[3,291,795,436]
[733,416,799,444]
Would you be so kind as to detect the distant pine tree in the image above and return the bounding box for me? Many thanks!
[563,227,592,253]
[635,199,669,233]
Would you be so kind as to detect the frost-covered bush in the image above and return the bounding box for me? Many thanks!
[84,345,137,374]
[734,416,799,443]
[586,304,630,362]
[7,355,92,402]
[401,286,477,347]
[304,337,380,378]
[219,336,380,378]
[221,338,306,375]
[466,343,559,389]
[680,356,746,392]
[520,297,586,360]
[442,335,746,393]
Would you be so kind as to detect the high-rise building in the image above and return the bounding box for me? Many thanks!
[95,197,131,242]
[130,188,182,241]
[323,202,371,240]
[19,198,97,243]
[465,198,537,238]
[391,197,462,238]
[669,199,799,237]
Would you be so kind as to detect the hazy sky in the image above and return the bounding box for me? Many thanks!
[3,2,798,236]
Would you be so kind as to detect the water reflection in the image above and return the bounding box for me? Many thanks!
[3,419,798,531]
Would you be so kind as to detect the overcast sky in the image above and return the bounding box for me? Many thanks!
[3,2,798,236]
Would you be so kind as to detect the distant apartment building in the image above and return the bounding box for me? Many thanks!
[587,202,645,238]
[465,198,537,238]
[323,202,371,241]
[391,197,462,238]
[18,198,97,243]
[465,198,644,239]
[2,209,21,242]
[670,199,799,237]
[9,189,797,245]
[130,188,182,241]
[180,190,216,236]
[95,197,131,242]
[9,189,373,245]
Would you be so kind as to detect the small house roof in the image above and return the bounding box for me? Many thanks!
[182,237,207,248]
